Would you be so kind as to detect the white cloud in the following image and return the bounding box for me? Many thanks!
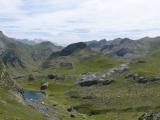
[0,0,160,45]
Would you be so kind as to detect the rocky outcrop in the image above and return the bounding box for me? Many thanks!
[77,64,128,87]
[78,72,115,87]
[60,42,87,56]
[139,112,160,120]
[126,73,160,83]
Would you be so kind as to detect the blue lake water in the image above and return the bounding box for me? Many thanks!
[23,91,45,101]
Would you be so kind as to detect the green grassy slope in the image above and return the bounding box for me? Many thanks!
[0,61,46,120]
[0,34,61,77]
[130,48,160,77]
[42,48,120,76]
[16,48,125,120]
[17,73,160,120]
[16,48,160,120]
[1,35,160,120]
[0,88,46,120]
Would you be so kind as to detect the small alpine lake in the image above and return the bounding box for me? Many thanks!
[23,90,45,101]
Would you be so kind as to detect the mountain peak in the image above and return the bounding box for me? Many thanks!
[59,42,87,56]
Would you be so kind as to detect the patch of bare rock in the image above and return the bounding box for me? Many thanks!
[77,64,129,87]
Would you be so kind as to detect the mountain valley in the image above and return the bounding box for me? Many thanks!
[0,31,160,120]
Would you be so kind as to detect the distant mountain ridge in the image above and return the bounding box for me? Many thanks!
[86,37,160,59]
[0,31,62,73]
[1,29,160,75]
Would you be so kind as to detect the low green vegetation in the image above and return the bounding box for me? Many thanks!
[43,49,120,76]
[5,46,160,120]
[131,48,160,77]
[16,48,160,120]
[0,88,46,120]
[17,73,160,120]
[2,40,160,120]
[0,60,45,120]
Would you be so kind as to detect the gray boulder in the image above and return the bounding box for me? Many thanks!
[40,82,48,90]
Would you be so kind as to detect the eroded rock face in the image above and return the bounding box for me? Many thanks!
[139,112,160,120]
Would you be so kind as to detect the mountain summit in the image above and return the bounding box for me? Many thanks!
[59,42,87,56]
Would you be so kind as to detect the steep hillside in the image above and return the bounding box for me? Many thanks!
[0,31,62,77]
[0,60,46,120]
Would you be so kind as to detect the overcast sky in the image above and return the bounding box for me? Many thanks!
[0,0,160,45]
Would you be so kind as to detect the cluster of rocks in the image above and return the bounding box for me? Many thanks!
[106,64,129,77]
[126,73,160,83]
[78,79,114,87]
[139,112,160,120]
[77,64,128,87]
